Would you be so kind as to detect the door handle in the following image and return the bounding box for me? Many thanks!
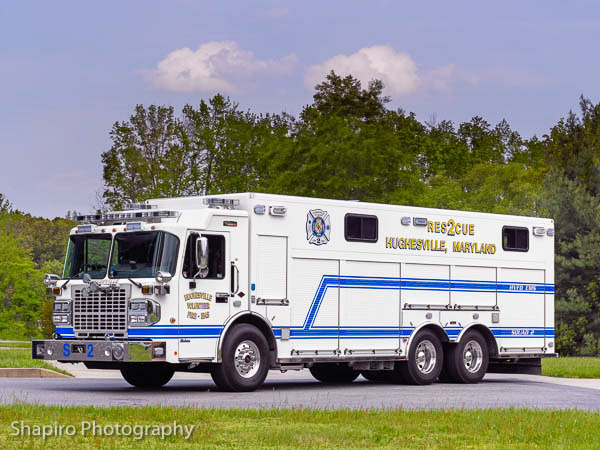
[230,262,240,296]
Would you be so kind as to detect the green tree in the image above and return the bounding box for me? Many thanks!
[101,105,186,209]
[539,98,600,355]
[0,223,45,339]
[181,95,292,195]
[0,193,11,213]
[273,72,426,203]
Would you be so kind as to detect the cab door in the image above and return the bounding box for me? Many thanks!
[178,231,230,359]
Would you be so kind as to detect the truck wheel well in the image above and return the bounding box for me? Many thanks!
[416,324,449,344]
[225,314,277,362]
[461,324,498,358]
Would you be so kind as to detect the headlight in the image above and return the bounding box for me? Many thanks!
[52,314,70,324]
[52,300,72,325]
[128,299,160,327]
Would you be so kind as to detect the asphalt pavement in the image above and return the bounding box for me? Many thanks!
[2,370,600,410]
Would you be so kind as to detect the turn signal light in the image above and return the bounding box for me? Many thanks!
[52,287,62,296]
[141,285,151,295]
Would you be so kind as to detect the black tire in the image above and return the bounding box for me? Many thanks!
[444,330,489,384]
[309,363,360,383]
[361,370,390,382]
[391,330,443,385]
[121,364,174,388]
[210,324,270,392]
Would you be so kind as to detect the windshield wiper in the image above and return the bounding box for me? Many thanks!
[61,271,86,289]
[129,278,143,288]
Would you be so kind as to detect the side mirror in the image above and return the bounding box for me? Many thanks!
[155,271,172,284]
[43,274,59,287]
[195,237,209,279]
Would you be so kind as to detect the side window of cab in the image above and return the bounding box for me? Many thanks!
[182,233,226,279]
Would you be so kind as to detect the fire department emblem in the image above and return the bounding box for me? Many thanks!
[306,209,331,245]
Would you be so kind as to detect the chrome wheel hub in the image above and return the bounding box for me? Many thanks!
[415,340,437,374]
[234,340,260,378]
[463,340,483,373]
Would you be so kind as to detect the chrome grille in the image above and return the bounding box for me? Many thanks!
[72,285,130,337]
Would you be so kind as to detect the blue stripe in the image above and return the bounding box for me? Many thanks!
[302,276,554,331]
[56,275,555,343]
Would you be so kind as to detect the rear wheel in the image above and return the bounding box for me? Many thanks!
[390,330,443,385]
[121,364,174,388]
[210,324,269,392]
[444,330,489,383]
[310,363,360,383]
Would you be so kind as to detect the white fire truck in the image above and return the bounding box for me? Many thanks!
[33,193,556,391]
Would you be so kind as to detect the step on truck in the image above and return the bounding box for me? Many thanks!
[33,193,556,390]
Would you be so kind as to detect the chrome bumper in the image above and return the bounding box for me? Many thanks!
[32,340,166,362]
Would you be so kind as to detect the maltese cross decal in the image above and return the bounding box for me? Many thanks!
[306,209,331,245]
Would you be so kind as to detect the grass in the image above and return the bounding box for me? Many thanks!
[0,404,599,449]
[0,341,32,349]
[542,357,600,379]
[0,349,72,377]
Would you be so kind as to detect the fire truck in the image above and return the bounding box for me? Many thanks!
[33,193,555,391]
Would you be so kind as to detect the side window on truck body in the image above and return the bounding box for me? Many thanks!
[502,226,529,252]
[182,234,226,279]
[345,214,378,242]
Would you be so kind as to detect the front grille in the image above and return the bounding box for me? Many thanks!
[73,286,130,337]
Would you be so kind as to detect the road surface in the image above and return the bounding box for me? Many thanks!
[2,371,600,410]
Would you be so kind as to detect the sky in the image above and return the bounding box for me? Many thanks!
[1,1,600,218]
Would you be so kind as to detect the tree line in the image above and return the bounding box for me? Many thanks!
[1,71,599,355]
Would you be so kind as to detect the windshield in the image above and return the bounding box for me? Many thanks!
[63,234,112,279]
[109,231,179,278]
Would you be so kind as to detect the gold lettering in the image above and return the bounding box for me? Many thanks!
[447,219,456,236]
[187,302,210,310]
[469,224,475,235]
[427,222,433,232]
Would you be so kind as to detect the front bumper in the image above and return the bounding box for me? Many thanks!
[32,340,166,362]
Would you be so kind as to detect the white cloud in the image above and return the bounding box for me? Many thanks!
[305,45,478,96]
[305,45,419,95]
[148,41,297,94]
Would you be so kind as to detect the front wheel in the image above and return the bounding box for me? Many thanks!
[210,324,270,392]
[390,330,443,385]
[444,330,489,383]
[121,364,174,388]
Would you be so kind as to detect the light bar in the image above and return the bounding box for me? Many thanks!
[124,203,155,210]
[76,210,179,224]
[203,198,240,209]
[532,227,545,236]
[401,217,411,225]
